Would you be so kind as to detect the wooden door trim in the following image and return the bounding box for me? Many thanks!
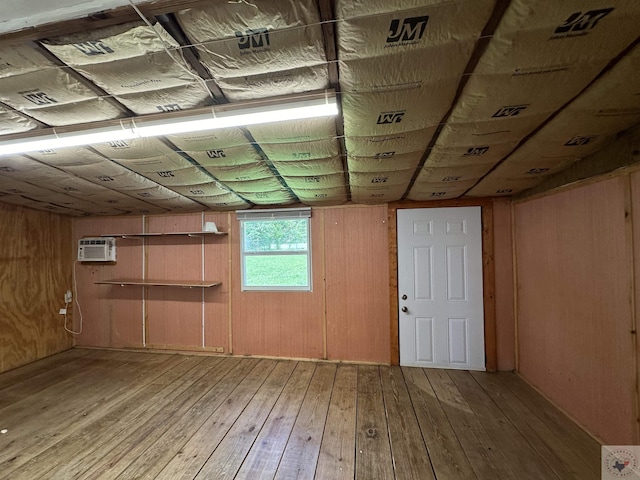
[388,199,497,370]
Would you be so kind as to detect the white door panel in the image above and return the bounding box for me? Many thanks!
[398,207,485,370]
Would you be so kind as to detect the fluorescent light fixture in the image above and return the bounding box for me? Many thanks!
[0,91,338,156]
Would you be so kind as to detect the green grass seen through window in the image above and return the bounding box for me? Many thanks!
[244,255,308,287]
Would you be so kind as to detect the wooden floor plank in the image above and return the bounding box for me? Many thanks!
[0,350,604,480]
[425,368,512,480]
[108,358,260,480]
[2,355,206,480]
[402,367,478,480]
[154,359,277,480]
[448,370,561,480]
[274,363,337,480]
[194,361,298,480]
[381,366,435,480]
[0,351,176,469]
[314,364,358,480]
[471,371,599,480]
[76,356,243,480]
[501,373,601,467]
[355,365,395,480]
[234,362,317,480]
[0,347,89,391]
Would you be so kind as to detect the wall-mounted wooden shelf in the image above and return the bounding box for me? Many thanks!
[95,279,221,288]
[101,231,227,239]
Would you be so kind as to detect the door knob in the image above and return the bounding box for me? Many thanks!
[401,306,408,313]
[401,294,407,300]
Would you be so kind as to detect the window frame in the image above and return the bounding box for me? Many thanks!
[237,208,312,292]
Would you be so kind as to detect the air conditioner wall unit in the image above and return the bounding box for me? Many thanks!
[78,237,116,262]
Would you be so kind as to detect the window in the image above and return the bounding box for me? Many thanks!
[238,208,312,291]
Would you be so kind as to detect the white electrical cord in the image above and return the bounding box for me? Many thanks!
[64,260,83,335]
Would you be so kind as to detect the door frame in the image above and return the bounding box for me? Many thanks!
[388,199,496,370]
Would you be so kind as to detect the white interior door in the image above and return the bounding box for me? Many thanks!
[398,207,485,370]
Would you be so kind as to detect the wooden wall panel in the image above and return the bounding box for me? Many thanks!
[324,206,390,363]
[492,198,515,371]
[203,212,231,353]
[515,177,635,444]
[631,171,640,443]
[73,216,144,348]
[230,210,325,359]
[0,203,74,372]
[145,214,205,349]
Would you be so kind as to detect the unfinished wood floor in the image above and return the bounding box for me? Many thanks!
[0,349,600,480]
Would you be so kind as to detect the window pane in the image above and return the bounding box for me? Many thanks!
[243,219,308,253]
[244,254,309,287]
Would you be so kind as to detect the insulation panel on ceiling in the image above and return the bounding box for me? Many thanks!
[42,22,211,114]
[0,44,121,125]
[177,0,328,100]
[467,41,640,197]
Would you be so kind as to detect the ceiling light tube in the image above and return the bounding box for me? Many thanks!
[0,91,338,156]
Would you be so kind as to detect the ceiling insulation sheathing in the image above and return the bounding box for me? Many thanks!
[167,128,251,150]
[27,147,107,167]
[196,194,250,210]
[1,195,86,215]
[170,182,231,197]
[185,146,263,168]
[407,183,471,201]
[437,0,640,196]
[345,129,434,157]
[177,0,326,99]
[294,186,348,205]
[223,177,287,194]
[0,106,37,135]
[138,167,214,187]
[90,137,177,159]
[474,1,640,75]
[350,184,406,204]
[216,64,328,101]
[114,84,211,114]
[0,46,121,125]
[339,41,475,93]
[424,143,519,168]
[43,22,211,114]
[489,156,576,179]
[203,162,274,183]
[281,173,345,190]
[341,85,456,137]
[467,176,542,197]
[60,160,165,190]
[347,151,423,173]
[349,169,415,188]
[258,139,339,161]
[336,0,495,58]
[415,164,494,183]
[449,65,609,123]
[248,117,336,143]
[468,42,640,197]
[271,156,343,176]
[111,154,193,173]
[437,115,550,146]
[239,190,295,206]
[0,178,60,197]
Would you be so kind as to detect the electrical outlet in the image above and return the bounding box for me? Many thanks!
[59,308,67,315]
[64,290,72,303]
